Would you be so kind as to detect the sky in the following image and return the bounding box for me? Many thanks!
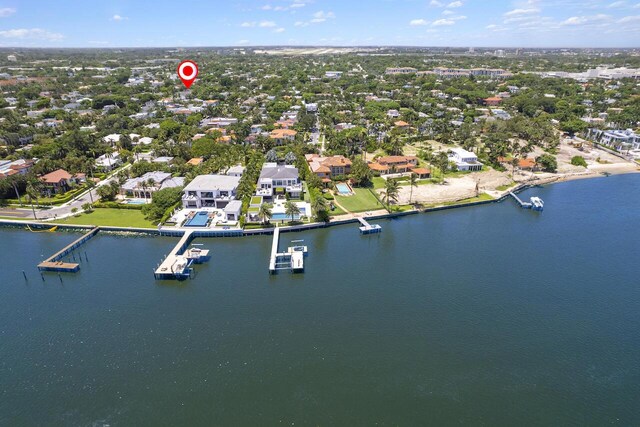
[0,0,639,48]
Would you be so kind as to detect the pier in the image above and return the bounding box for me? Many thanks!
[37,226,100,272]
[357,217,382,234]
[154,230,211,280]
[509,192,544,211]
[269,228,305,274]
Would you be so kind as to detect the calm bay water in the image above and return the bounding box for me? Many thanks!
[1,175,639,426]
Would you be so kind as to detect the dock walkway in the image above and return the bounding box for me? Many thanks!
[357,217,382,234]
[154,230,196,280]
[269,227,305,274]
[509,192,533,209]
[37,226,100,272]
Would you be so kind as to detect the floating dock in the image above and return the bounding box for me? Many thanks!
[154,230,211,280]
[357,217,382,234]
[509,192,544,211]
[37,226,100,272]
[269,228,305,274]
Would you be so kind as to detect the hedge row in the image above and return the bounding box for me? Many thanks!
[93,201,144,210]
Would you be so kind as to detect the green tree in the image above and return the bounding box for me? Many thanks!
[408,173,418,205]
[570,155,587,167]
[142,187,183,224]
[381,178,400,208]
[311,194,329,222]
[350,157,373,187]
[536,154,557,172]
[434,152,450,183]
[284,200,301,223]
[258,202,272,225]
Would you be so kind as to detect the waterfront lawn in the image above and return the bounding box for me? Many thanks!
[336,188,384,213]
[441,193,494,206]
[329,204,346,216]
[58,208,155,228]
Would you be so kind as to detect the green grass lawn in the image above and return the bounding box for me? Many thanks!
[58,208,156,228]
[496,183,515,191]
[336,188,385,213]
[250,196,262,205]
[440,193,494,206]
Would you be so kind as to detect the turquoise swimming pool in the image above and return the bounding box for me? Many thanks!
[336,183,351,195]
[184,211,210,227]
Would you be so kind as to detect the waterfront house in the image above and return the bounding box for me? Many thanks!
[367,155,419,175]
[306,154,352,181]
[448,148,483,171]
[182,174,241,209]
[256,163,301,198]
[121,171,184,199]
[40,169,73,195]
[588,128,640,151]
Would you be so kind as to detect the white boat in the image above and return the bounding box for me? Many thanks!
[530,196,544,211]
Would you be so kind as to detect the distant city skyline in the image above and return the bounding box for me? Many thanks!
[0,0,639,48]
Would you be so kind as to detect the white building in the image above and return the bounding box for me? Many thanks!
[256,163,302,198]
[121,171,184,199]
[448,148,483,171]
[325,71,343,79]
[182,174,241,209]
[95,152,122,171]
[589,128,640,151]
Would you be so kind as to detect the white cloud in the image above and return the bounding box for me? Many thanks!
[562,16,588,25]
[486,24,498,29]
[261,4,273,10]
[633,2,640,8]
[258,20,277,27]
[0,7,16,17]
[442,10,455,15]
[504,8,539,17]
[446,1,463,8]
[111,14,128,21]
[235,39,250,45]
[290,2,306,8]
[410,18,430,26]
[310,10,336,23]
[618,14,640,22]
[274,27,286,33]
[0,28,64,41]
[432,18,455,25]
[294,21,308,27]
[429,0,444,6]
[241,21,256,27]
[607,1,627,8]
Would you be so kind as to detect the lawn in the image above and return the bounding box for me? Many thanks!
[58,208,156,228]
[336,188,385,213]
[440,193,494,206]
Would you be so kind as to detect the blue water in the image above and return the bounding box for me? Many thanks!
[336,183,351,194]
[184,211,210,227]
[1,175,639,425]
[124,200,146,205]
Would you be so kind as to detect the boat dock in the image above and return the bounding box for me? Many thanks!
[509,192,544,211]
[357,217,382,234]
[37,226,100,272]
[154,230,211,280]
[269,228,305,274]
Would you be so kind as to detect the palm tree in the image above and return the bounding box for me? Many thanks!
[409,173,418,205]
[25,182,38,220]
[146,178,156,199]
[434,152,450,184]
[284,200,301,223]
[381,178,400,209]
[311,195,328,222]
[257,203,272,225]
[8,177,22,206]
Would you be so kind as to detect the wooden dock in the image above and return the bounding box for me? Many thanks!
[37,226,100,272]
[357,217,382,234]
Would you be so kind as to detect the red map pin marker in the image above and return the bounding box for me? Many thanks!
[177,60,198,89]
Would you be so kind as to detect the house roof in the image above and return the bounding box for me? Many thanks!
[394,120,409,127]
[183,174,241,192]
[376,155,418,165]
[259,163,299,180]
[410,167,431,174]
[40,169,71,184]
[187,157,204,166]
[368,163,389,171]
[269,129,297,138]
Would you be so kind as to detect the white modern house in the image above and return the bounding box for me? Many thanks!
[182,174,241,209]
[120,171,184,199]
[95,152,122,171]
[588,128,640,151]
[448,148,484,171]
[256,163,302,198]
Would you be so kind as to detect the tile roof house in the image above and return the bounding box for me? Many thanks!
[40,169,75,195]
[306,154,352,181]
[367,155,419,175]
[269,129,297,145]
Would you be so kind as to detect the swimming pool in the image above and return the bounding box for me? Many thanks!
[184,211,210,227]
[336,183,352,195]
[272,208,306,221]
[124,199,147,205]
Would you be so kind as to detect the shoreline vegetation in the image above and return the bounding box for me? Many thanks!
[1,168,637,234]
